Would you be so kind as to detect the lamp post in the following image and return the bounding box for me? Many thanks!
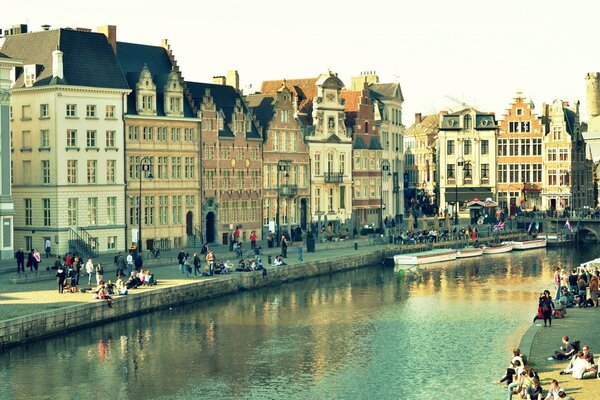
[454,156,470,225]
[276,160,289,245]
[380,160,391,233]
[138,156,153,254]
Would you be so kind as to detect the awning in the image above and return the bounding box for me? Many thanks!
[445,187,493,203]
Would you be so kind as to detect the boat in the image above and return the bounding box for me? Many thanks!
[505,238,547,250]
[393,249,457,268]
[580,257,600,270]
[456,247,483,258]
[481,243,514,254]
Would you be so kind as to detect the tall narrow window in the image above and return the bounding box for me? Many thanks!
[41,160,50,184]
[24,199,32,226]
[87,160,97,184]
[40,129,50,148]
[106,130,116,147]
[67,160,78,184]
[67,198,78,226]
[88,197,98,225]
[42,198,51,226]
[107,197,116,224]
[86,130,97,147]
[106,160,116,183]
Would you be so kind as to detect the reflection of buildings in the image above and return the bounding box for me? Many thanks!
[497,93,544,214]
[438,108,498,213]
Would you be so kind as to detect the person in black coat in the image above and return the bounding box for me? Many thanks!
[134,253,143,272]
[56,266,66,293]
[281,236,288,258]
[15,249,25,274]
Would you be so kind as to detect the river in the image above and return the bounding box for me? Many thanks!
[0,245,595,400]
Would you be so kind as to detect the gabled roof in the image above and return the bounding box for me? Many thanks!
[261,78,317,116]
[564,108,576,136]
[1,28,128,89]
[369,83,404,102]
[353,135,367,149]
[369,136,383,150]
[341,90,360,112]
[405,114,440,139]
[116,41,194,117]
[187,81,261,139]
[245,93,276,134]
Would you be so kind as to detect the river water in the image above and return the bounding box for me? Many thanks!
[0,245,595,400]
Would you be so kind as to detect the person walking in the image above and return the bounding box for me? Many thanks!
[177,249,186,274]
[281,235,288,258]
[56,265,66,294]
[32,249,41,271]
[85,258,94,285]
[540,290,554,327]
[15,248,25,274]
[95,263,104,285]
[297,242,303,262]
[250,231,257,251]
[45,238,52,258]
[193,252,201,277]
[206,250,215,276]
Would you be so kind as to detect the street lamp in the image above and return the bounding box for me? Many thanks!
[138,156,153,253]
[381,160,391,232]
[454,156,470,225]
[276,160,289,245]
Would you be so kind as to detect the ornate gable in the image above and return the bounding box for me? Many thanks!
[164,68,184,117]
[136,64,157,116]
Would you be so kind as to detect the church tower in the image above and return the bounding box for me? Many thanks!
[586,72,600,118]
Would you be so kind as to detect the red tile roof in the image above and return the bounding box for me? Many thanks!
[341,90,361,112]
[261,78,318,115]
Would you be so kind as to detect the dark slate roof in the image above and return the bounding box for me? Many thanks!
[1,28,128,89]
[116,41,194,117]
[187,81,261,139]
[353,135,367,149]
[245,93,276,135]
[369,136,383,150]
[369,83,404,102]
[564,108,576,136]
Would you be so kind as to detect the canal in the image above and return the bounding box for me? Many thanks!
[0,245,595,399]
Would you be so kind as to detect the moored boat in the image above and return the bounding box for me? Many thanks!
[580,257,600,270]
[481,243,513,254]
[456,247,484,258]
[393,249,457,268]
[505,238,547,250]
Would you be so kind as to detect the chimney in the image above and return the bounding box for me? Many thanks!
[226,70,239,90]
[52,46,64,80]
[41,24,51,31]
[212,76,226,85]
[415,113,422,124]
[97,25,117,54]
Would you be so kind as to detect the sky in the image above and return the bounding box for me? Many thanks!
[4,0,600,125]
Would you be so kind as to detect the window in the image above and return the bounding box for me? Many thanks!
[67,160,77,183]
[464,115,472,129]
[144,196,155,225]
[40,129,49,148]
[159,196,169,225]
[447,164,455,179]
[509,139,518,156]
[171,128,181,142]
[498,139,507,156]
[463,140,472,155]
[237,170,244,189]
[86,130,97,147]
[22,130,31,150]
[250,200,258,222]
[40,104,49,118]
[520,139,530,156]
[223,170,231,188]
[106,160,116,183]
[67,198,78,226]
[66,104,77,117]
[559,148,569,161]
[516,108,523,116]
[184,128,194,142]
[521,122,530,133]
[552,126,562,141]
[143,126,154,141]
[107,236,117,250]
[314,153,321,175]
[447,140,455,155]
[250,170,259,189]
[532,164,542,182]
[172,195,182,224]
[498,164,507,183]
[106,130,116,147]
[480,140,489,155]
[327,153,334,174]
[548,169,557,186]
[340,186,346,209]
[66,129,77,147]
[184,157,195,179]
[560,170,570,186]
[42,198,51,226]
[532,139,542,156]
[129,196,139,226]
[105,105,115,118]
[87,160,97,183]
[107,197,116,224]
[41,160,50,184]
[481,164,489,179]
[157,127,168,141]
[88,197,98,225]
[86,105,96,118]
[509,121,519,133]
[509,164,518,182]
[171,157,181,178]
[158,156,168,179]
[548,148,557,161]
[521,164,531,182]
[340,154,345,174]
[315,188,321,212]
[463,163,472,179]
[185,195,195,206]
[21,105,31,120]
[24,199,32,226]
[170,97,181,113]
[128,125,139,141]
[142,95,153,110]
[328,188,334,211]
[281,109,289,123]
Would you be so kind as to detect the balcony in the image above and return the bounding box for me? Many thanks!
[279,184,298,197]
[324,172,344,183]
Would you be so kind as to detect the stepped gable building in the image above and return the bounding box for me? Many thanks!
[541,99,593,212]
[367,78,405,222]
[341,81,384,229]
[1,26,130,256]
[113,28,202,251]
[403,112,440,214]
[186,80,263,245]
[0,52,21,259]
[497,93,544,215]
[245,82,310,239]
[437,108,497,216]
[261,78,318,127]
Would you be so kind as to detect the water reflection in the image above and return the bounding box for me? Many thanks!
[0,246,596,399]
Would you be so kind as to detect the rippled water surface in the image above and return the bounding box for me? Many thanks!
[0,246,595,399]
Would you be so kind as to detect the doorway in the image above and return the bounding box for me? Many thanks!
[300,198,307,230]
[206,212,215,243]
[186,211,193,236]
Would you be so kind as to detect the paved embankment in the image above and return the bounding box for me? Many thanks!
[519,305,600,400]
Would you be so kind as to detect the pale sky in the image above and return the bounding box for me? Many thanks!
[4,0,600,125]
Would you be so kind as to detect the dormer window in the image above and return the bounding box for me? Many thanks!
[164,69,184,117]
[136,64,157,116]
[24,64,39,87]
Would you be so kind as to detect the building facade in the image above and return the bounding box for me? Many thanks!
[2,27,130,256]
[497,94,544,214]
[438,108,497,216]
[246,83,310,239]
[115,33,202,251]
[0,53,21,259]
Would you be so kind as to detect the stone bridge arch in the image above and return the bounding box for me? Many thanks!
[577,226,599,243]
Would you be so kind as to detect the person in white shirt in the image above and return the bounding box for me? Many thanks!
[571,352,597,379]
[126,253,134,275]
[85,258,94,285]
[45,238,52,258]
[544,379,563,400]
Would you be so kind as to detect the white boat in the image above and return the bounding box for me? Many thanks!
[482,243,514,254]
[456,247,483,258]
[505,238,547,250]
[580,257,600,270]
[393,249,457,268]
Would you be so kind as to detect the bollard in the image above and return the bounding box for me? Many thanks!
[354,242,358,250]
[268,255,272,264]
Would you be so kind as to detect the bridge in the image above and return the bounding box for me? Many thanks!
[517,215,600,243]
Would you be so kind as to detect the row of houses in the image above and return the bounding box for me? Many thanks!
[0,25,406,259]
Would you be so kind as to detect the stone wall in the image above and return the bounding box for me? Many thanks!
[0,249,382,350]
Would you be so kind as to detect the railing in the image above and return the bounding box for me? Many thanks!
[279,184,298,197]
[192,225,203,246]
[324,172,344,183]
[68,227,98,259]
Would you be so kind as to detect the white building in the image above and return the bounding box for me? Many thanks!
[1,27,130,256]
